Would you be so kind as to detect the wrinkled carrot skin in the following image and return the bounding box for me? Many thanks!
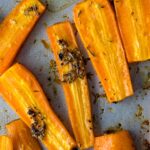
[114,0,150,62]
[94,130,135,150]
[74,0,133,103]
[0,0,45,75]
[47,21,94,149]
[6,119,41,150]
[0,136,13,150]
[0,63,76,150]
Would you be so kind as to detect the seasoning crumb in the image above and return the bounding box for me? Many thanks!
[24,5,40,16]
[143,139,150,150]
[57,39,85,83]
[83,57,90,65]
[41,39,50,50]
[135,104,143,119]
[27,107,46,139]
[63,15,69,19]
[53,86,57,96]
[86,72,94,81]
[92,92,106,104]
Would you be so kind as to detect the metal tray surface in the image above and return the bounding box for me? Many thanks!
[0,0,150,150]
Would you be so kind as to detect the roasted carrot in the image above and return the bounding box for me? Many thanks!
[74,0,133,103]
[0,136,13,150]
[94,130,135,150]
[0,0,45,75]
[0,63,76,150]
[114,0,150,62]
[47,21,94,149]
[6,119,41,150]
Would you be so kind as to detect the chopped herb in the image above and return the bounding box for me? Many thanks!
[53,86,57,96]
[142,120,149,126]
[27,107,46,139]
[83,57,90,65]
[135,104,143,118]
[136,66,140,74]
[92,92,100,104]
[143,139,150,150]
[41,39,50,50]
[33,39,37,44]
[57,39,68,48]
[143,72,150,90]
[47,77,51,81]
[100,108,104,114]
[113,102,118,104]
[57,39,85,83]
[108,107,113,112]
[24,5,40,16]
[43,22,48,27]
[92,92,106,104]
[86,72,94,80]
[104,123,122,134]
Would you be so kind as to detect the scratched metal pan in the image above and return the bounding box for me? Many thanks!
[0,0,149,150]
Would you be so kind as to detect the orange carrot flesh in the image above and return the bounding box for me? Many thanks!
[94,130,135,150]
[6,119,41,150]
[0,63,76,150]
[47,21,94,149]
[114,0,150,62]
[0,136,13,150]
[74,0,133,103]
[0,0,45,75]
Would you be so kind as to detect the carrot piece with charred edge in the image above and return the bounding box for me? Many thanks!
[114,0,150,62]
[6,119,41,150]
[94,130,135,150]
[0,63,76,150]
[0,136,13,150]
[74,0,133,103]
[47,21,94,149]
[0,0,46,75]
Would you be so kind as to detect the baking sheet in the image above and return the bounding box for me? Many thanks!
[0,0,150,149]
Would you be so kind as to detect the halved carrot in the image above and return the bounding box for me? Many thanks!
[0,63,76,150]
[0,136,13,150]
[6,119,41,150]
[0,0,45,75]
[114,0,150,62]
[74,0,133,103]
[94,130,135,150]
[47,21,94,149]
